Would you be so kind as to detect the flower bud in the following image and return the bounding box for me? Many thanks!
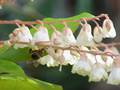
[102,19,116,38]
[77,23,95,46]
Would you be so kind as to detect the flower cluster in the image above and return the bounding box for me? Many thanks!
[7,15,120,85]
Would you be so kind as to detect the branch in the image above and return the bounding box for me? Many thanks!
[0,14,107,25]
[1,40,119,57]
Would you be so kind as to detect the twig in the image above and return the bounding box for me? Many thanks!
[2,41,119,57]
[0,14,107,25]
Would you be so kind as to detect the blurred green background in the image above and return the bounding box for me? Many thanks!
[0,0,120,90]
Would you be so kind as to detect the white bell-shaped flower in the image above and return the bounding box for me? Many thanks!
[103,56,114,72]
[107,66,120,85]
[102,18,116,38]
[46,47,65,65]
[51,30,64,46]
[89,64,108,82]
[37,55,59,67]
[80,46,96,65]
[62,50,78,65]
[9,25,32,42]
[9,25,32,48]
[86,53,96,65]
[33,26,49,42]
[62,27,76,45]
[77,23,95,46]
[93,26,103,43]
[71,54,91,76]
[95,55,105,65]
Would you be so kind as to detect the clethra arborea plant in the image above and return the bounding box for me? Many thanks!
[0,13,120,86]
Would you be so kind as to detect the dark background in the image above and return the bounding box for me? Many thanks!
[0,0,120,90]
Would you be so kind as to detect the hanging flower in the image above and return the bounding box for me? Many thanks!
[9,25,32,48]
[95,55,105,65]
[62,27,76,45]
[71,54,91,76]
[62,50,78,65]
[89,64,108,82]
[102,18,116,38]
[46,47,65,65]
[102,56,114,72]
[80,46,96,65]
[107,66,120,85]
[37,55,59,67]
[51,30,64,46]
[33,26,49,42]
[9,25,32,42]
[77,23,95,46]
[93,26,103,43]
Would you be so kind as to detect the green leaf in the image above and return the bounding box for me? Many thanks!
[0,45,31,62]
[0,60,25,77]
[33,79,63,90]
[0,75,63,90]
[43,12,95,36]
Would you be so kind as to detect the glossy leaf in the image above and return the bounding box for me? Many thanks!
[0,60,25,77]
[0,75,63,90]
[0,45,31,62]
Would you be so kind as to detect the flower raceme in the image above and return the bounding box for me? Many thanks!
[7,16,120,85]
